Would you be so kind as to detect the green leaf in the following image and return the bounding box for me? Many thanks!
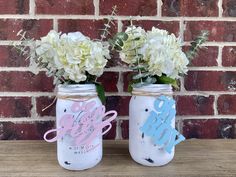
[115,32,128,41]
[157,75,179,89]
[145,77,157,84]
[128,83,133,92]
[130,64,148,70]
[114,45,122,51]
[115,38,124,47]
[132,82,145,88]
[132,72,150,80]
[108,39,115,46]
[95,83,106,104]
[133,37,140,41]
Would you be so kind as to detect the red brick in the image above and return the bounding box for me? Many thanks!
[0,97,31,117]
[184,71,236,91]
[188,46,218,66]
[105,96,131,116]
[223,0,236,17]
[120,120,129,139]
[0,0,29,14]
[100,0,157,16]
[222,46,236,66]
[0,19,53,40]
[183,119,219,139]
[36,97,55,117]
[219,119,236,138]
[176,95,214,115]
[35,0,94,15]
[0,46,29,67]
[217,95,236,115]
[103,121,116,140]
[162,0,218,17]
[97,72,119,92]
[0,121,55,140]
[184,21,236,42]
[58,19,118,40]
[0,71,54,92]
[122,20,179,36]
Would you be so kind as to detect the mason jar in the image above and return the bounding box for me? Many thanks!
[129,84,176,166]
[46,84,103,170]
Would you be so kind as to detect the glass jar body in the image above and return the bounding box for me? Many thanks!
[129,84,175,166]
[56,84,102,170]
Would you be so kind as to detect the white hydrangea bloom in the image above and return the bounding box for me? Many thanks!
[142,27,189,79]
[120,27,189,79]
[31,30,110,83]
[85,41,110,76]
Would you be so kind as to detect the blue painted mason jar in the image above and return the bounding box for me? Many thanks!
[129,84,176,166]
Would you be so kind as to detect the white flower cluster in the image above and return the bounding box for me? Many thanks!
[120,26,189,79]
[32,30,110,83]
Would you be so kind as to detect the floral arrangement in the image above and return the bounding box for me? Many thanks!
[15,30,111,103]
[17,30,110,85]
[14,7,118,103]
[109,24,208,89]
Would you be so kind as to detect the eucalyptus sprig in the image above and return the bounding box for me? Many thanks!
[186,30,209,60]
[99,5,117,41]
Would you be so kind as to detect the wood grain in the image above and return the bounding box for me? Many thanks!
[0,140,235,177]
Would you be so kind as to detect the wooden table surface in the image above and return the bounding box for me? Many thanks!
[0,140,235,177]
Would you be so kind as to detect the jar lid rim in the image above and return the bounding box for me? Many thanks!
[58,83,95,88]
[132,84,172,94]
[57,84,96,93]
[133,84,172,89]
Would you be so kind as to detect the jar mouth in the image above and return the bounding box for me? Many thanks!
[57,84,96,95]
[132,84,172,95]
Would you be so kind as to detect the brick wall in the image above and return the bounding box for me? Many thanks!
[0,0,236,140]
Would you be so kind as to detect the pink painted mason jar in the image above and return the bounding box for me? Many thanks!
[56,84,103,170]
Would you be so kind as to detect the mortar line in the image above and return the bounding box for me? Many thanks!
[157,0,162,17]
[30,96,37,119]
[0,92,55,97]
[179,18,184,40]
[213,95,219,115]
[184,42,236,47]
[53,18,58,31]
[4,41,236,47]
[117,19,123,32]
[180,77,186,92]
[217,46,223,67]
[218,0,223,18]
[115,119,122,140]
[93,0,99,17]
[0,117,56,122]
[29,0,35,16]
[188,67,236,71]
[1,115,236,122]
[176,115,236,120]
[116,71,124,93]
[3,66,236,72]
[0,91,236,97]
[2,15,236,21]
[0,67,31,71]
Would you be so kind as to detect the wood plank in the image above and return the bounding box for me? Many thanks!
[0,140,235,177]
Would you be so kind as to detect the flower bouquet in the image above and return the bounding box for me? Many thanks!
[109,24,208,166]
